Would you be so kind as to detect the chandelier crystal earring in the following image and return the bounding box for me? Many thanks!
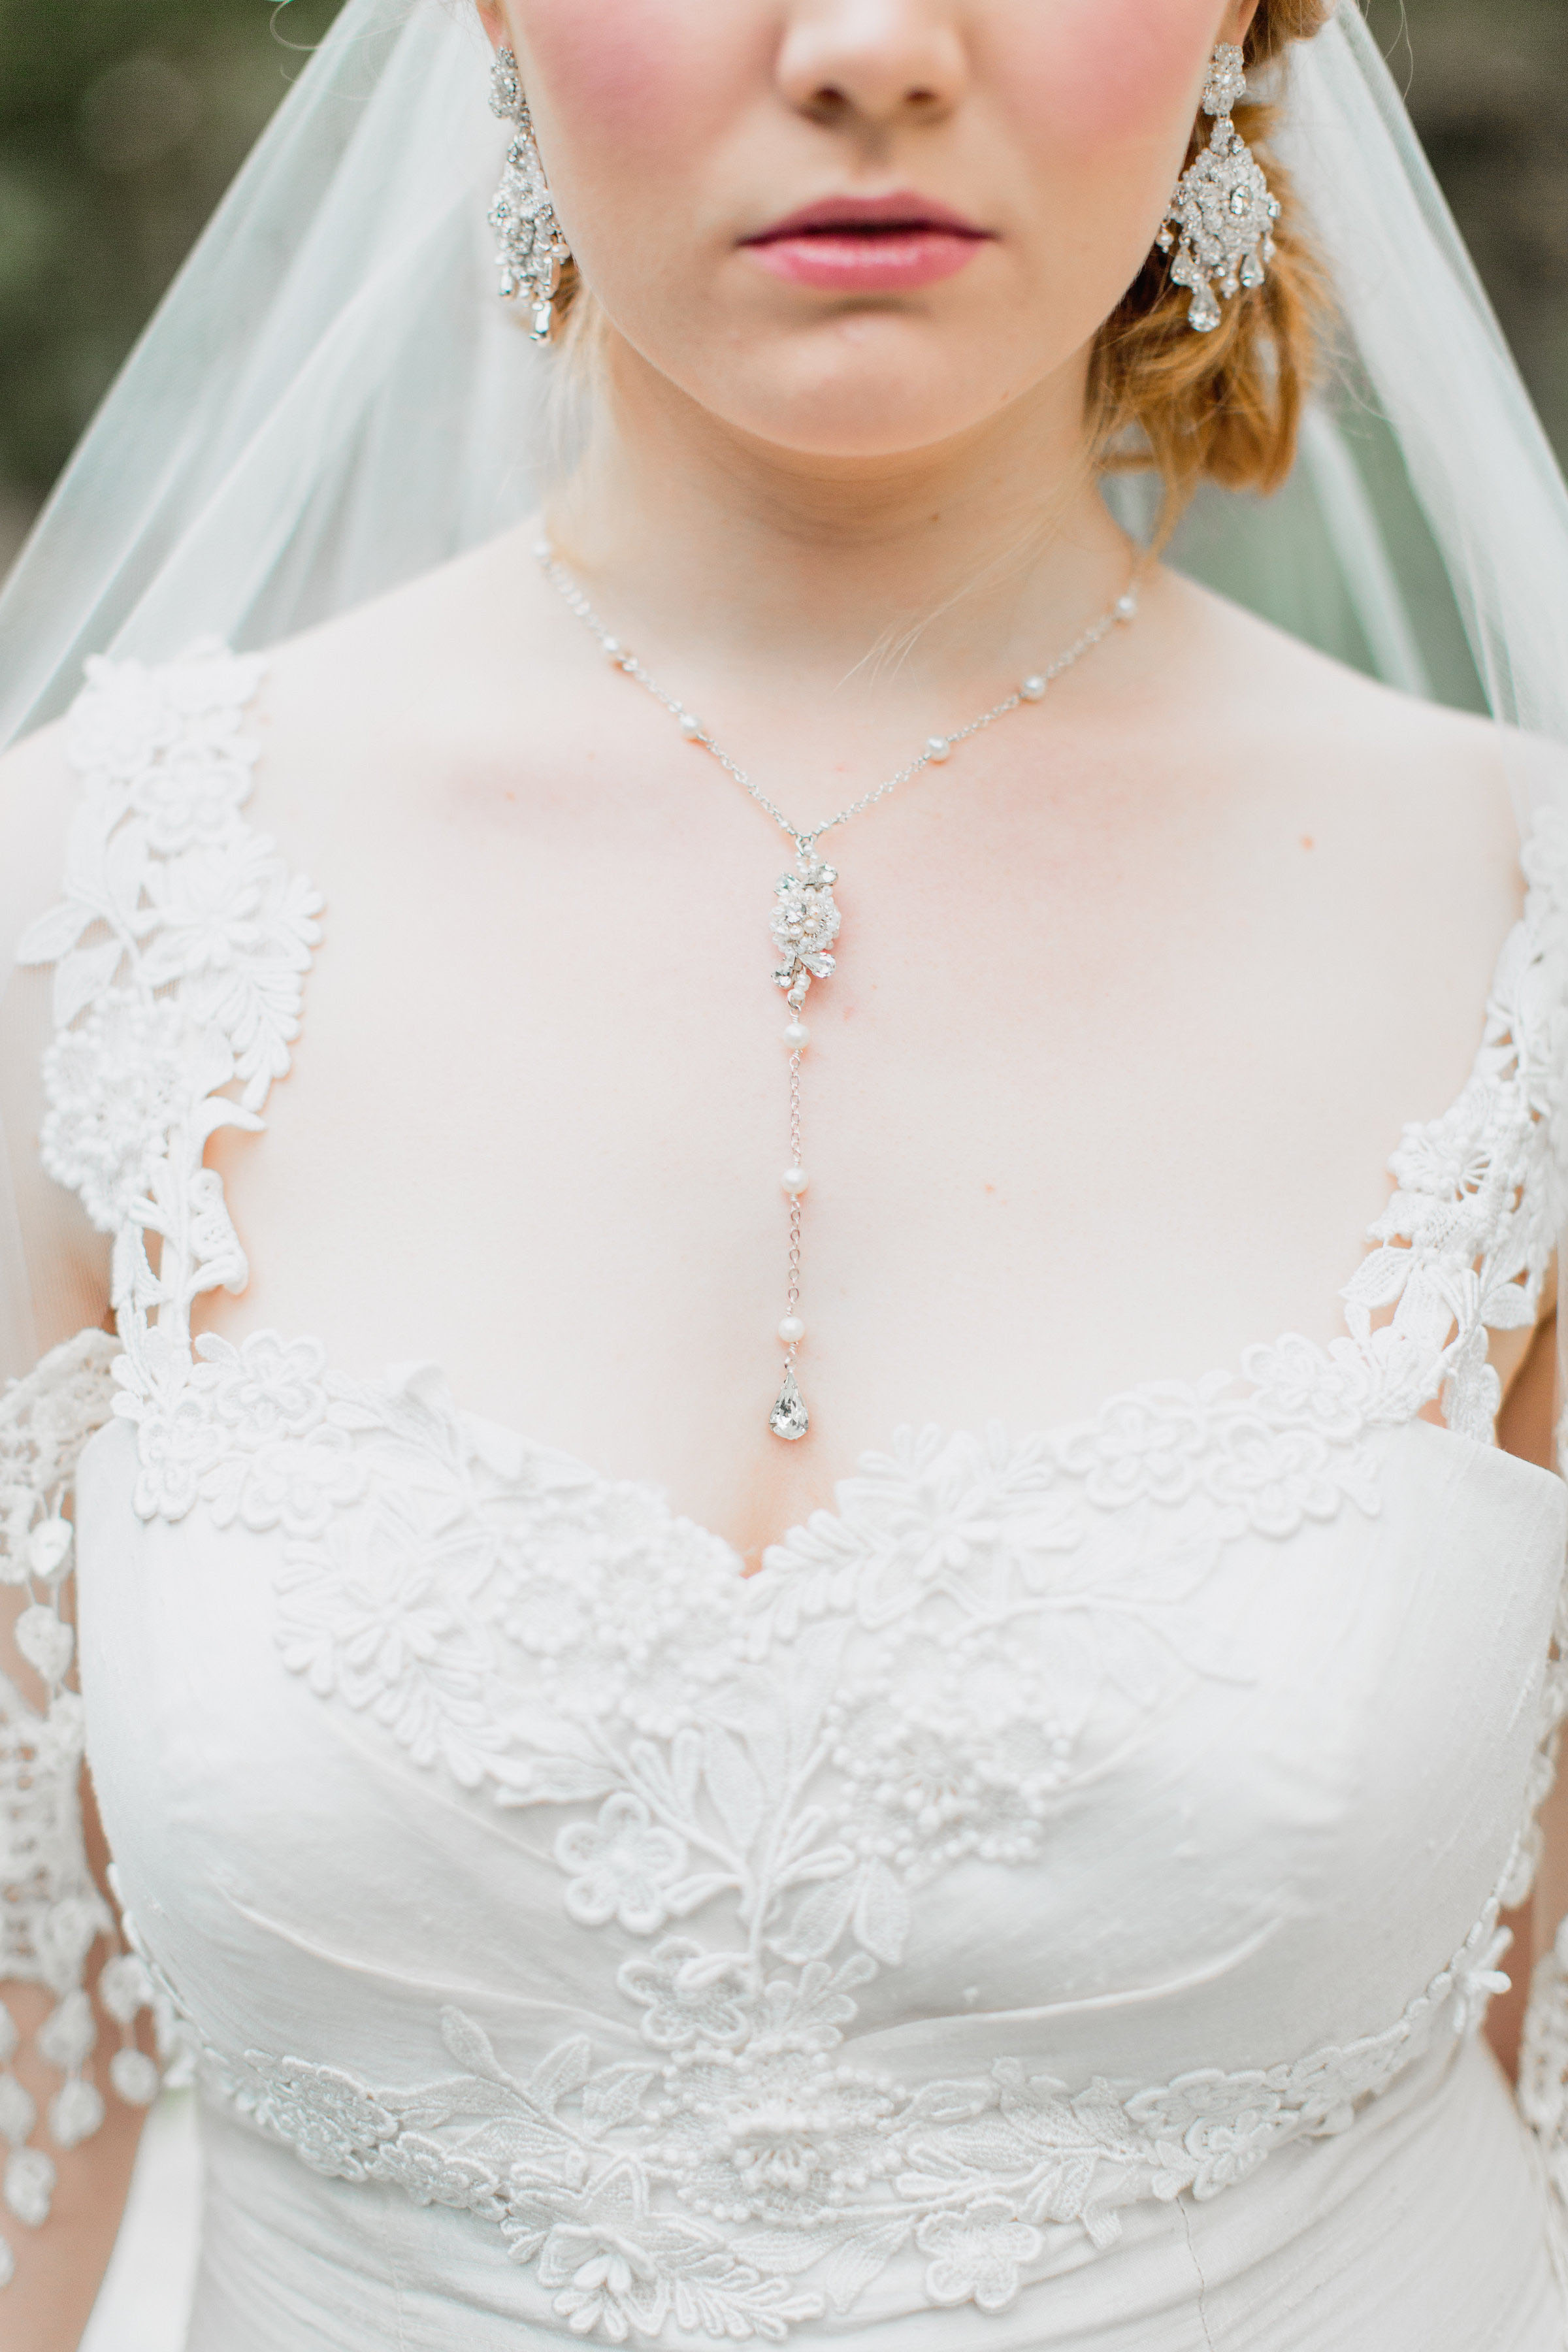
[487,46,572,343]
[1157,42,1281,334]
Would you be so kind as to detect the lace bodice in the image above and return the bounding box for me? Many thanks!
[7,642,1568,2344]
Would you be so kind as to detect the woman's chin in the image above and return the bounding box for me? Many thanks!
[662,325,1056,465]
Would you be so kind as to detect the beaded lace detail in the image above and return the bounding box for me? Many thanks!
[12,644,1568,2334]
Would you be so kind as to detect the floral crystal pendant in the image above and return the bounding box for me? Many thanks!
[771,849,840,1004]
[769,1368,809,1443]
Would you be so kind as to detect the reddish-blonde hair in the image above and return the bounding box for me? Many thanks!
[1090,2,1335,523]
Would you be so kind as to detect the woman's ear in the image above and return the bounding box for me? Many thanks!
[474,2,507,56]
[1222,1,1263,39]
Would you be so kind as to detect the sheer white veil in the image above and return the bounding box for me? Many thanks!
[0,0,533,728]
[1,0,1566,1377]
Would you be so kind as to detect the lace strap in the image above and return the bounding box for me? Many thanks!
[16,642,319,1370]
[0,1331,168,2285]
[1341,804,1568,1439]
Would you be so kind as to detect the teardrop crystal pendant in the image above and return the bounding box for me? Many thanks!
[769,1369,809,1443]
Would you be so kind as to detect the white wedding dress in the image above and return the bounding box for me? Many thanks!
[6,636,1568,2350]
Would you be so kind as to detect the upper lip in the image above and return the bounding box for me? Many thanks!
[742,191,993,246]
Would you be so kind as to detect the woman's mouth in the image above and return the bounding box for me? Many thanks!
[741,192,994,293]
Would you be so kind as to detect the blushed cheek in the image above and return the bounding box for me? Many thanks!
[516,0,756,163]
[996,0,1220,154]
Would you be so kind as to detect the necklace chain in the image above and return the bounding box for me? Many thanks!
[536,538,1137,854]
[535,533,1140,1443]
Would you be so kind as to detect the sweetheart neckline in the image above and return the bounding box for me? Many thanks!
[90,1316,1568,1582]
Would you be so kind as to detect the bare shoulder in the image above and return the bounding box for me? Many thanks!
[1141,572,1544,1228]
[0,525,562,945]
[197,525,590,874]
[1158,567,1530,906]
[252,522,563,745]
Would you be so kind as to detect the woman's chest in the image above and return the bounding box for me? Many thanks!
[194,762,1510,1557]
[76,1404,1566,2091]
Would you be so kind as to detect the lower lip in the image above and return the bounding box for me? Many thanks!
[744,231,987,293]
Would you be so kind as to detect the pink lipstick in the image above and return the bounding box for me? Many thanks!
[742,191,994,293]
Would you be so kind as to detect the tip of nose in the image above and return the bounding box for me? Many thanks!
[781,20,966,129]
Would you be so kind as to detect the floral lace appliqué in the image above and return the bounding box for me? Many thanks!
[18,642,320,1354]
[142,1893,1512,2338]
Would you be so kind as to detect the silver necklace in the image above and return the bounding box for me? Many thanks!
[535,536,1139,1443]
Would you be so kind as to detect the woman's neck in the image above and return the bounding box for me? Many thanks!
[546,331,1134,714]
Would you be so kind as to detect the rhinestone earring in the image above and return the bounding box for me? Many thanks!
[487,46,572,343]
[1156,42,1281,334]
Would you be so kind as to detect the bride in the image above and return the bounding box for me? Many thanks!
[3,0,1568,2344]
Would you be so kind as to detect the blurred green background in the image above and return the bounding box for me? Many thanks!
[0,0,1563,579]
